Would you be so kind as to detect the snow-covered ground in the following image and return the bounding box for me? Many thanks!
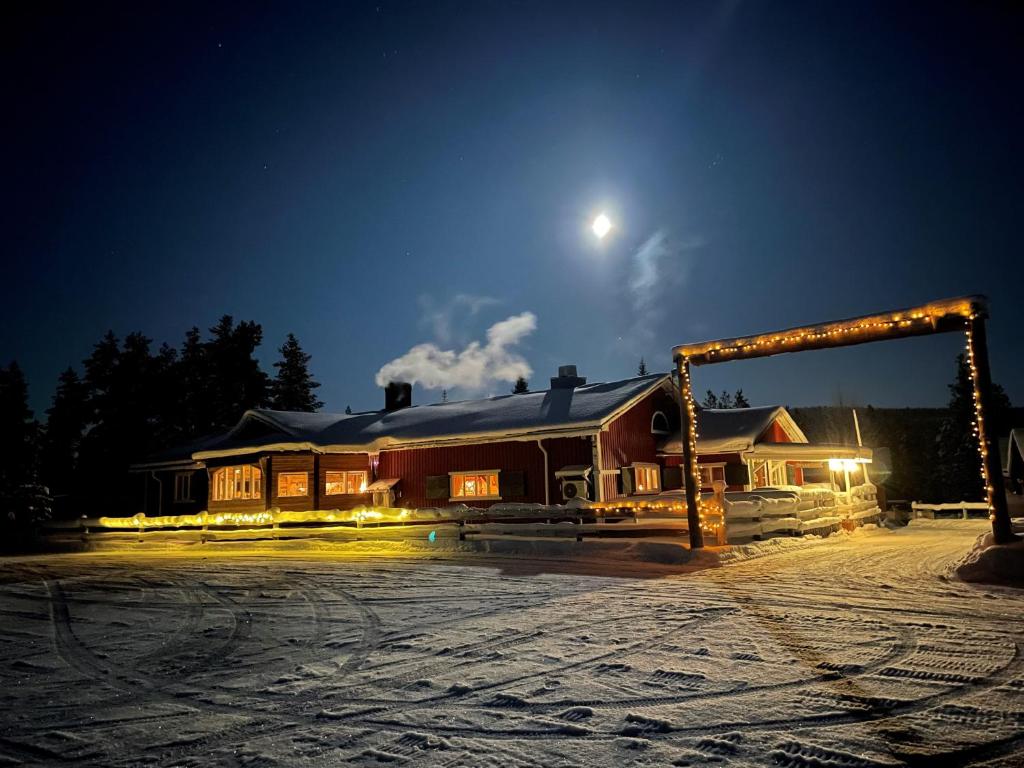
[1,521,1022,766]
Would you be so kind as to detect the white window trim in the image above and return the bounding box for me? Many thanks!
[650,410,670,435]
[277,471,310,498]
[173,472,194,504]
[631,462,661,495]
[448,469,502,502]
[324,470,368,496]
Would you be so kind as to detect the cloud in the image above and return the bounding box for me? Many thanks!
[376,311,537,391]
[628,230,704,344]
[419,293,500,345]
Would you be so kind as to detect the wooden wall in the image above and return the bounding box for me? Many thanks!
[600,388,677,500]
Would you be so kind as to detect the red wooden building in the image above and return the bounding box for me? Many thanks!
[131,365,871,516]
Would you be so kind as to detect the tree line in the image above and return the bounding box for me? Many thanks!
[0,317,322,538]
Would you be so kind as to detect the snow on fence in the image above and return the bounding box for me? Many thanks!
[722,483,881,541]
[43,497,727,546]
[911,501,989,520]
[43,487,878,548]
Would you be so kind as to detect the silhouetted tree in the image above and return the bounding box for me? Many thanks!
[270,334,322,412]
[637,358,648,376]
[40,367,89,514]
[936,353,1012,502]
[175,326,210,440]
[205,316,269,429]
[78,332,171,514]
[512,376,529,394]
[345,405,352,415]
[702,390,719,408]
[0,362,46,543]
[733,389,750,408]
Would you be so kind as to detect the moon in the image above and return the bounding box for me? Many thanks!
[592,213,612,239]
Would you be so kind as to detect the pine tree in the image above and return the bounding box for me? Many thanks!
[345,405,352,415]
[512,376,529,394]
[176,326,209,440]
[935,353,1012,503]
[40,367,89,511]
[637,358,648,376]
[702,390,720,408]
[0,362,46,540]
[718,390,734,409]
[270,334,323,412]
[733,389,750,408]
[441,389,448,403]
[205,316,270,427]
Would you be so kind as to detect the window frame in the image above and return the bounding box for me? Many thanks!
[173,472,193,504]
[324,470,368,496]
[631,462,661,495]
[650,410,671,435]
[277,471,310,498]
[698,463,726,488]
[210,465,263,501]
[449,469,502,502]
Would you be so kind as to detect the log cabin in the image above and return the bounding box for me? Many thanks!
[130,365,872,516]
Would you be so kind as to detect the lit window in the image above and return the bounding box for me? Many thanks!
[632,464,661,494]
[325,471,367,495]
[277,472,309,497]
[698,465,726,487]
[211,465,263,501]
[450,471,500,500]
[173,472,193,503]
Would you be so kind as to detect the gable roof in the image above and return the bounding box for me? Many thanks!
[1005,428,1024,478]
[658,405,808,454]
[193,373,674,459]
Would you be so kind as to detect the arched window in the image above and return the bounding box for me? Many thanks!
[651,411,670,435]
[211,465,263,501]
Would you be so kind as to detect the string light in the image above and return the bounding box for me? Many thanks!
[674,297,981,365]
[964,317,997,521]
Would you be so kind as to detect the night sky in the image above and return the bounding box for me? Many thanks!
[5,1,1022,417]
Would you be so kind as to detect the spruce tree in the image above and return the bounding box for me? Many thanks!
[718,390,734,409]
[345,405,352,415]
[40,367,89,511]
[206,316,270,427]
[637,358,648,376]
[0,362,46,540]
[936,353,1012,502]
[733,389,750,408]
[512,376,529,394]
[270,334,323,412]
[176,327,209,440]
[702,390,720,408]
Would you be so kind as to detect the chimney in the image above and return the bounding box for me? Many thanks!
[550,364,587,389]
[385,381,412,412]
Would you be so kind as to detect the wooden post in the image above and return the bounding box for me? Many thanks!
[967,317,1019,543]
[677,360,704,549]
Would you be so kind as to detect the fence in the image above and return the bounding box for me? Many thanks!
[911,501,989,520]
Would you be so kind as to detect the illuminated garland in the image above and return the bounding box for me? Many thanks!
[965,317,996,521]
[674,297,982,364]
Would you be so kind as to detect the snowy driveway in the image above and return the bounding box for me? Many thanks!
[1,523,1022,766]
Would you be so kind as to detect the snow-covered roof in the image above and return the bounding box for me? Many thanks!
[658,405,808,454]
[193,373,673,459]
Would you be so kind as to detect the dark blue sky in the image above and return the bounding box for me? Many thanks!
[5,1,1022,417]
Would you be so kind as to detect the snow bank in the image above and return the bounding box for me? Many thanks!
[952,531,1024,587]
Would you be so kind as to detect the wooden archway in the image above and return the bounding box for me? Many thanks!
[671,296,1018,548]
